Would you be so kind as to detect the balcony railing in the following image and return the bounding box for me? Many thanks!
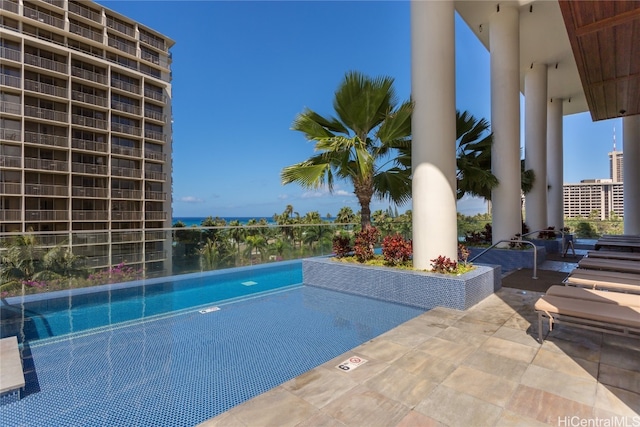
[25,132,68,148]
[72,114,108,130]
[0,155,21,168]
[69,22,103,43]
[145,211,167,220]
[0,182,20,194]
[112,253,143,264]
[0,74,21,88]
[111,122,141,136]
[71,66,107,85]
[0,0,19,14]
[144,109,165,122]
[23,6,65,29]
[140,51,160,65]
[24,183,68,197]
[72,90,108,107]
[112,230,142,243]
[68,2,102,23]
[72,211,108,221]
[112,145,141,158]
[111,188,142,199]
[0,129,20,141]
[106,17,135,37]
[139,33,166,51]
[111,167,141,178]
[111,211,141,221]
[144,151,166,162]
[145,250,167,261]
[41,0,64,8]
[0,210,21,221]
[72,233,109,245]
[24,79,67,98]
[25,210,68,221]
[71,162,108,175]
[145,230,167,241]
[111,79,140,94]
[0,46,20,61]
[0,101,20,114]
[71,186,108,198]
[112,100,141,115]
[24,52,67,74]
[24,105,68,123]
[81,256,110,268]
[108,38,137,56]
[144,130,165,142]
[145,191,166,201]
[143,88,165,102]
[144,170,166,181]
[71,138,107,153]
[24,158,68,172]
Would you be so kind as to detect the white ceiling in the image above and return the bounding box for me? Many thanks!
[454,0,589,116]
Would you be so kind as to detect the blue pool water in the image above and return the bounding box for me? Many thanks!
[0,262,424,426]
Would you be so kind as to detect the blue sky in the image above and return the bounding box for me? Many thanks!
[98,1,622,218]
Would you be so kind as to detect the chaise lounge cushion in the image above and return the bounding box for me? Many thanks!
[534,295,640,329]
[546,285,640,307]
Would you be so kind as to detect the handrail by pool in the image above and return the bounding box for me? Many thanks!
[468,239,538,279]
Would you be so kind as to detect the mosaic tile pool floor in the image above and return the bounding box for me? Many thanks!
[1,286,424,426]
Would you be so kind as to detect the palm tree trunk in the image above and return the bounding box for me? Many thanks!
[354,180,374,228]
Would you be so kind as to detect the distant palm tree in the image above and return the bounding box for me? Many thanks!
[335,206,357,224]
[281,71,413,228]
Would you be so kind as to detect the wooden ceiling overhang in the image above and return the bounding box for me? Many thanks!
[559,0,640,121]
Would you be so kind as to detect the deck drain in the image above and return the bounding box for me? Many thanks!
[336,356,368,372]
[199,306,220,314]
[241,281,258,286]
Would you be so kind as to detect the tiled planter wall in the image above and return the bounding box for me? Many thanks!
[302,258,500,311]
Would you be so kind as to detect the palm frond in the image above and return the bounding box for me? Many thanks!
[280,160,333,190]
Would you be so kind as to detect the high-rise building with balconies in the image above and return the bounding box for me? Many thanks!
[0,0,174,275]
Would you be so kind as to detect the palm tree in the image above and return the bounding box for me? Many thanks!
[335,206,356,224]
[281,71,413,228]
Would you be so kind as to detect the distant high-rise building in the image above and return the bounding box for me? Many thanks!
[609,126,623,183]
[0,0,174,275]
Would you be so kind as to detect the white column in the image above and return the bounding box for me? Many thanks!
[524,64,548,234]
[410,0,457,269]
[623,115,640,234]
[547,98,564,230]
[490,5,521,244]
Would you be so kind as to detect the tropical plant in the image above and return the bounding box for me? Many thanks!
[335,206,357,224]
[281,71,413,228]
[353,226,380,262]
[332,234,352,258]
[381,234,412,266]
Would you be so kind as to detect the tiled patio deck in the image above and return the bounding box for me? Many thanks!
[201,258,640,427]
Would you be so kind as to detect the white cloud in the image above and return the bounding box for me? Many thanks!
[278,194,289,200]
[178,196,204,203]
[300,185,353,199]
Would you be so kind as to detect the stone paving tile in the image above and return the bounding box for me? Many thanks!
[603,334,640,352]
[414,384,503,427]
[505,384,594,425]
[363,364,438,407]
[599,363,640,394]
[460,306,515,326]
[600,342,640,373]
[227,387,318,427]
[198,411,246,427]
[321,385,410,427]
[294,412,346,427]
[354,339,411,364]
[520,364,598,406]
[415,337,476,365]
[479,336,539,364]
[393,349,457,384]
[377,324,443,348]
[594,383,640,417]
[462,349,529,383]
[543,328,603,362]
[318,352,388,385]
[501,312,537,332]
[435,325,491,348]
[591,409,640,427]
[395,410,447,427]
[451,316,502,336]
[441,365,519,407]
[282,367,358,409]
[494,410,550,427]
[531,348,599,380]
[492,325,540,348]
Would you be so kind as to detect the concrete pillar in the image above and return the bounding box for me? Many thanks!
[524,63,548,234]
[623,115,640,234]
[547,98,564,230]
[410,0,457,269]
[490,5,521,244]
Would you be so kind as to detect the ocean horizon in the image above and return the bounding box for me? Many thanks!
[172,216,335,227]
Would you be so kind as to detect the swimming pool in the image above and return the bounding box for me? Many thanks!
[0,261,425,426]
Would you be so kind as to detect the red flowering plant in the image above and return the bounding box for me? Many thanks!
[430,256,458,274]
[382,234,412,266]
[332,234,353,258]
[353,226,380,262]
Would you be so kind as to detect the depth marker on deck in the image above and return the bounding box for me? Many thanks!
[336,356,368,372]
